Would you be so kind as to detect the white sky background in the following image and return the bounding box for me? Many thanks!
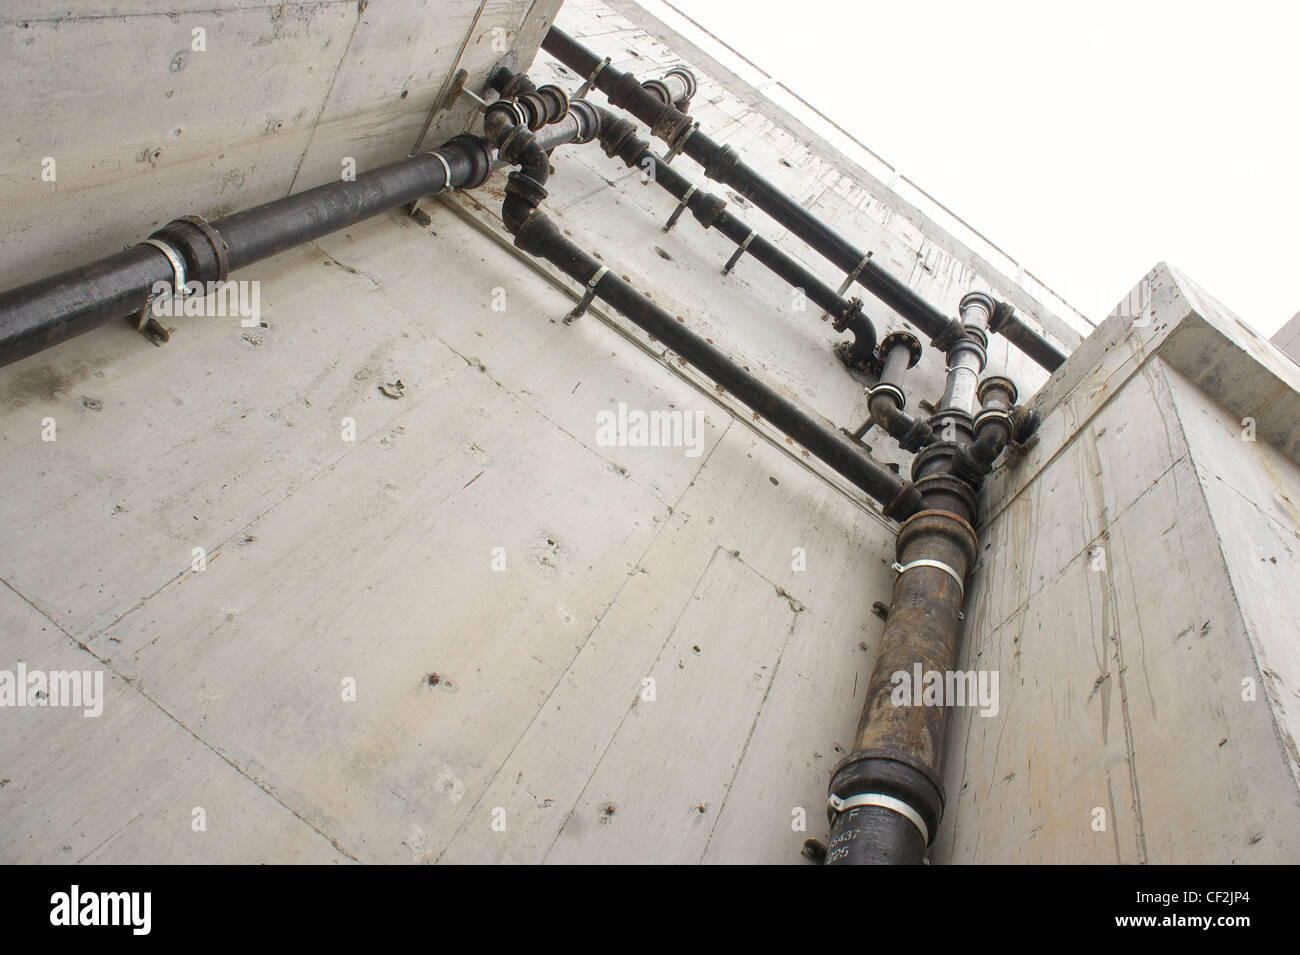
[666,0,1299,336]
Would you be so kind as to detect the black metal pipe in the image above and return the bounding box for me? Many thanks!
[541,26,1068,373]
[0,246,175,367]
[215,138,490,272]
[592,110,878,365]
[477,112,918,516]
[990,299,1066,370]
[513,211,916,515]
[0,136,492,369]
[867,331,933,451]
[826,509,977,864]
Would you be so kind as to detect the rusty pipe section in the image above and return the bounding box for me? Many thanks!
[825,291,1038,864]
[826,510,977,864]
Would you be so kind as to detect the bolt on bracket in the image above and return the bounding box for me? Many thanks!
[566,265,609,324]
[722,230,756,275]
[663,184,696,231]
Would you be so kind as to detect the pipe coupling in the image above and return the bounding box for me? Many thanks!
[826,749,947,844]
[958,290,995,327]
[867,381,905,409]
[977,374,1018,410]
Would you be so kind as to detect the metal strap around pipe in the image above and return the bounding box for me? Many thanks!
[136,238,187,331]
[891,557,964,596]
[574,56,610,99]
[663,121,698,164]
[430,151,453,194]
[827,792,929,844]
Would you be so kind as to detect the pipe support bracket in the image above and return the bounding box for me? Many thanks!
[827,792,930,845]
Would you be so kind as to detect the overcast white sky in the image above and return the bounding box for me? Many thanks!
[668,0,1299,336]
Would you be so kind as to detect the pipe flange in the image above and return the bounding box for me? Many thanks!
[150,215,229,285]
[959,325,989,350]
[958,291,996,324]
[516,91,547,130]
[664,67,697,101]
[896,509,979,568]
[877,329,922,368]
[827,749,946,841]
[973,407,1013,432]
[911,473,978,520]
[834,339,878,376]
[977,374,1018,407]
[174,215,229,284]
[599,116,638,159]
[504,171,548,208]
[831,295,863,333]
[536,84,569,123]
[499,71,534,101]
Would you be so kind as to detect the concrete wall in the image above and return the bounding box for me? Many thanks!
[5,0,1289,866]
[936,263,1300,863]
[0,0,560,292]
[1272,311,1300,365]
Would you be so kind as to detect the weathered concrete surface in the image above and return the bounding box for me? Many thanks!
[1271,310,1300,366]
[3,0,1218,867]
[0,0,562,293]
[936,263,1300,863]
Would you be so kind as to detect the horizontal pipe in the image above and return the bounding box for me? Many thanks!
[541,26,1068,373]
[0,245,173,367]
[215,143,488,272]
[990,301,1067,370]
[0,137,492,368]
